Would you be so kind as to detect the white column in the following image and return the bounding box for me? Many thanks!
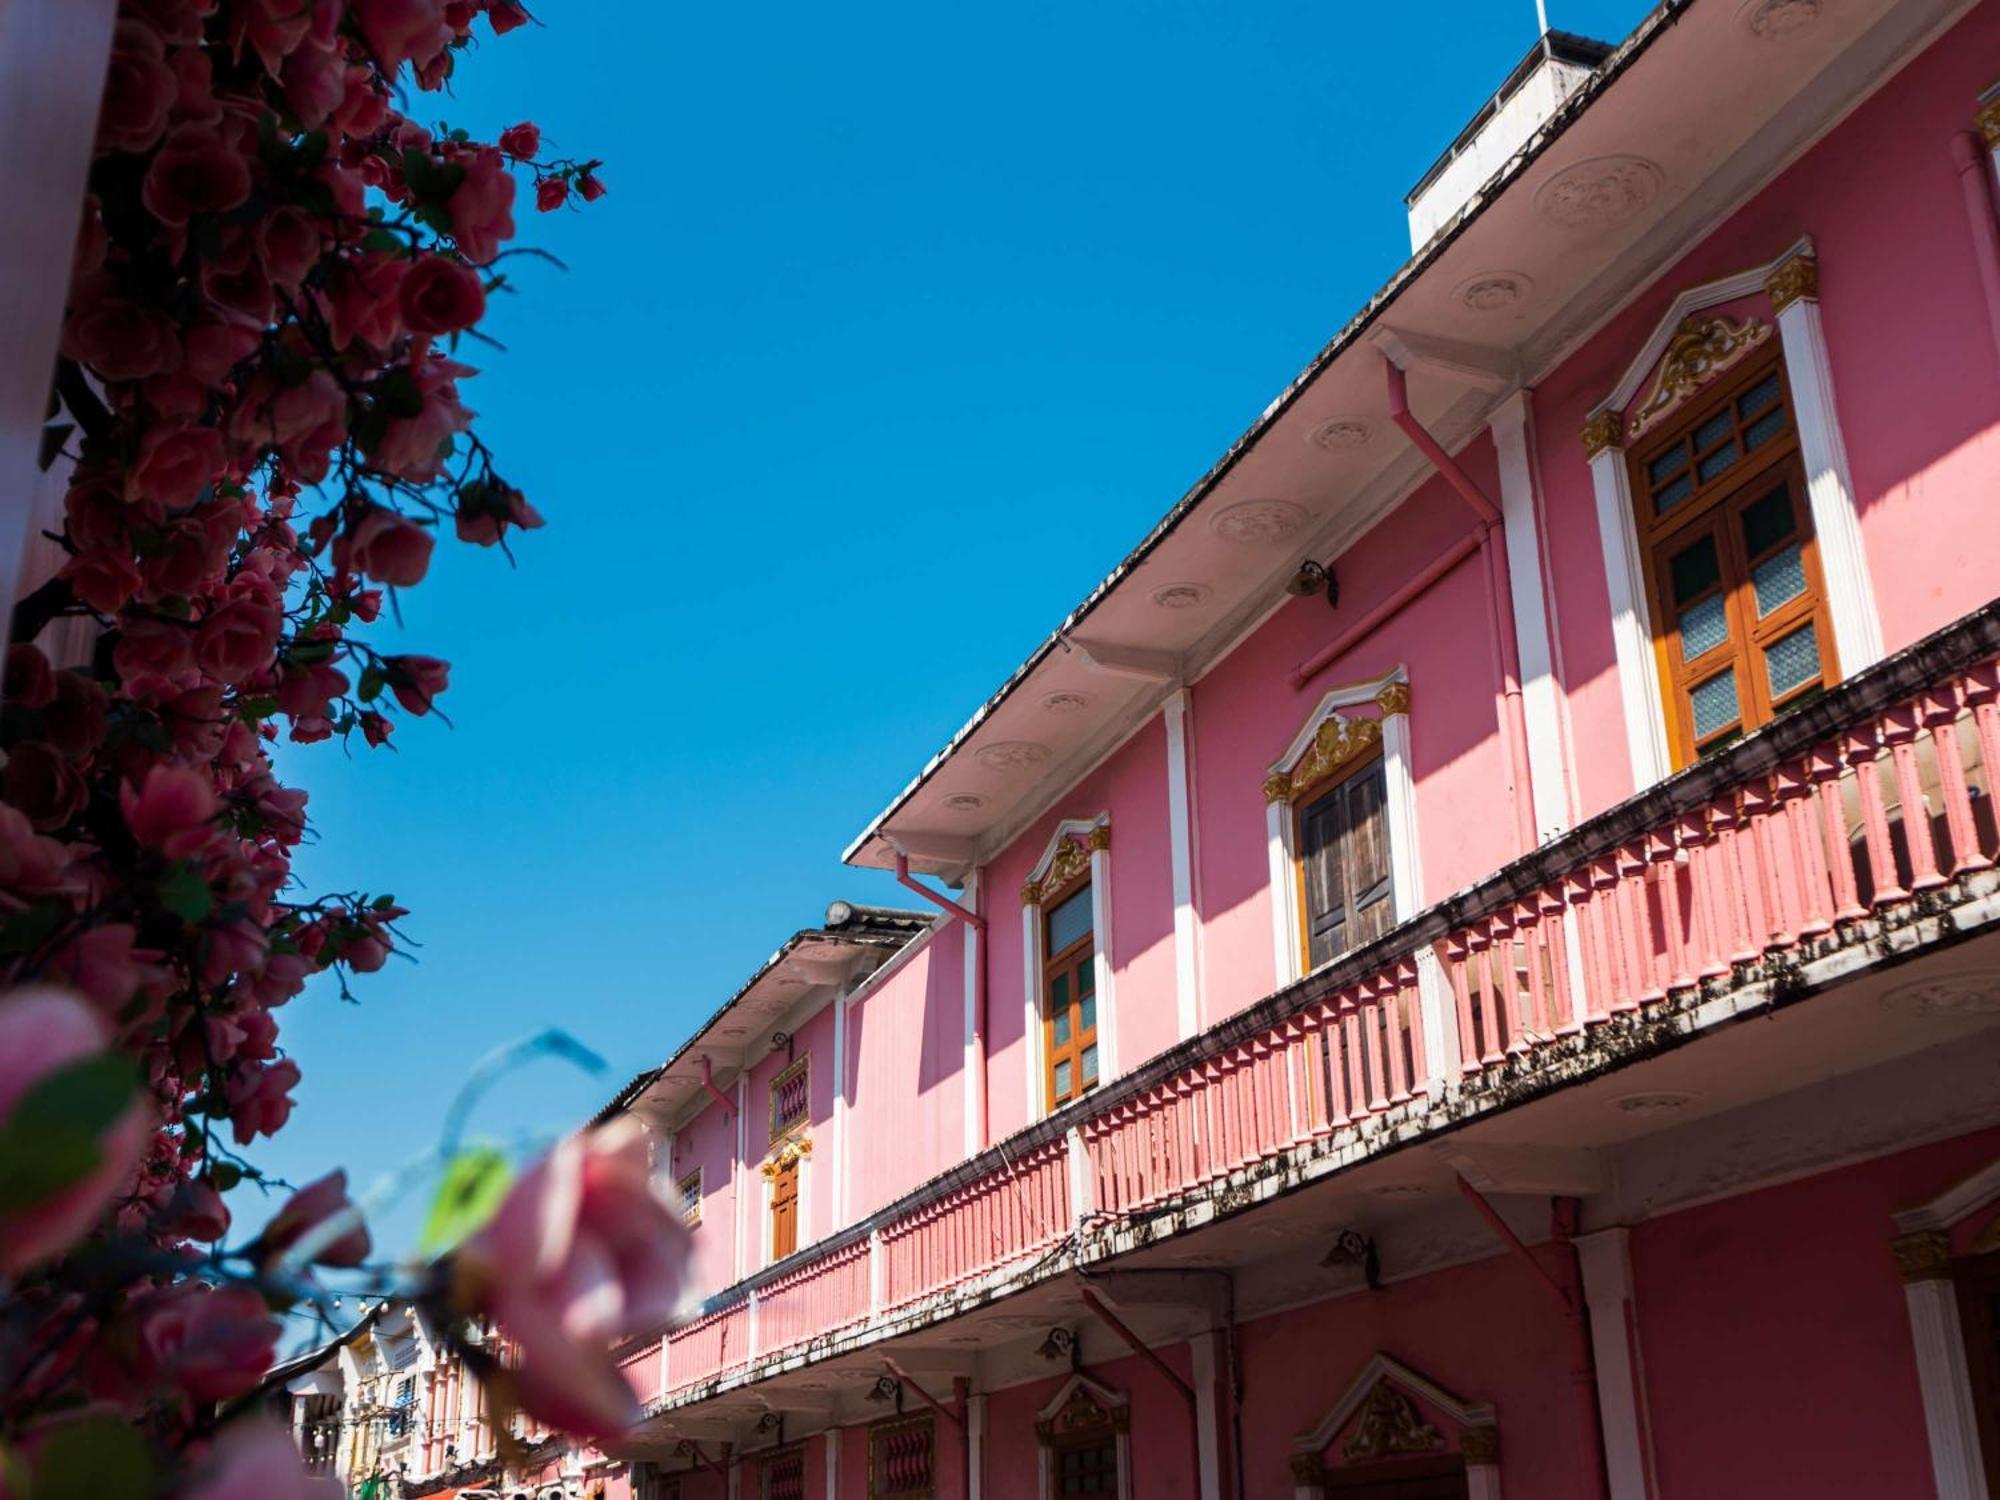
[734,1075,749,1283]
[1489,391,1573,840]
[867,1230,885,1321]
[962,869,984,1159]
[1066,1126,1092,1225]
[1377,693,1424,922]
[1574,1228,1657,1500]
[658,1335,669,1405]
[833,991,849,1228]
[825,1427,842,1500]
[1191,1331,1224,1500]
[1583,416,1673,792]
[1265,800,1299,989]
[1088,830,1118,1080]
[1163,690,1204,1039]
[1022,905,1043,1122]
[1894,1231,1988,1500]
[967,1394,987,1500]
[746,1288,761,1364]
[1767,250,1885,676]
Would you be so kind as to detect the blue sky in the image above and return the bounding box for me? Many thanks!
[252,0,1655,1275]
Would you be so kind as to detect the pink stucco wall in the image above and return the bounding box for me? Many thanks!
[843,922,966,1222]
[1189,452,1522,1026]
[983,719,1179,1141]
[744,994,839,1255]
[1633,1125,2000,1497]
[1534,0,2000,818]
[670,1089,739,1302]
[979,1346,1200,1500]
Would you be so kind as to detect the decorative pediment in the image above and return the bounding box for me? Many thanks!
[1292,1353,1496,1475]
[1021,819,1107,906]
[760,1133,812,1177]
[1625,314,1771,440]
[1266,715,1382,805]
[1035,1373,1129,1443]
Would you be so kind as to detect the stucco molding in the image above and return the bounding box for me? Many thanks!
[1021,815,1116,1119]
[1289,1353,1500,1500]
[1034,1375,1132,1500]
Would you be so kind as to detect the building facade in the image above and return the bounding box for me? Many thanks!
[401,0,2000,1495]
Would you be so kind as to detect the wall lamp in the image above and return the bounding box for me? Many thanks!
[1286,559,1340,610]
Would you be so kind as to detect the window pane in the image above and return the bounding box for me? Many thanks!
[1053,1060,1072,1098]
[1045,884,1093,955]
[1765,622,1821,699]
[1052,1005,1071,1047]
[1751,542,1806,616]
[1694,408,1734,451]
[1738,371,1781,420]
[1647,445,1689,487]
[1743,407,1785,451]
[1740,485,1795,557]
[1679,594,1729,660]
[1689,667,1740,741]
[1669,534,1721,605]
[1079,988,1096,1033]
[1081,1043,1098,1085]
[1653,472,1694,515]
[1076,958,1094,996]
[1696,440,1741,482]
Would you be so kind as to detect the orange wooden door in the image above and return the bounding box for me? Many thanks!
[771,1159,799,1261]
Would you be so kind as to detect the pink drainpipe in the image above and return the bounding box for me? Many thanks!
[893,850,990,1149]
[1950,130,2000,374]
[1382,358,1538,856]
[697,1055,734,1117]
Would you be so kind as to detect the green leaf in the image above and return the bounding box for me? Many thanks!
[28,1417,153,1500]
[420,1146,513,1255]
[10,1054,137,1139]
[209,1161,243,1192]
[0,901,66,957]
[0,1127,100,1214]
[157,863,214,923]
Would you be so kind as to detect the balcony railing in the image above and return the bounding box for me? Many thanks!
[641,600,2000,1406]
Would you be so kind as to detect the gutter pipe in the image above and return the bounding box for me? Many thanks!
[893,850,991,1150]
[1383,358,1539,855]
[1077,1287,1204,1490]
[697,1056,734,1118]
[882,1360,965,1430]
[1455,1176,1609,1500]
[1287,532,1483,691]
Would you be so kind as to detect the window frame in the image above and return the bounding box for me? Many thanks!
[760,1444,807,1500]
[768,1153,800,1262]
[1040,867,1100,1113]
[867,1412,936,1500]
[1627,350,1840,765]
[675,1168,702,1228]
[769,1055,810,1143]
[1291,749,1394,977]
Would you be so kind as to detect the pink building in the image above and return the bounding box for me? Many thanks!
[477,0,2000,1495]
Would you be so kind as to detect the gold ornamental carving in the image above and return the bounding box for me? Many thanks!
[1580,409,1625,460]
[1980,92,2000,148]
[1269,714,1383,805]
[1341,1382,1444,1462]
[1460,1424,1501,1465]
[1374,680,1411,718]
[1890,1228,1952,1283]
[1288,1452,1328,1484]
[1763,251,1819,315]
[760,1133,812,1179]
[1022,833,1095,907]
[1086,824,1111,852]
[1625,315,1772,440]
[1035,1386,1128,1444]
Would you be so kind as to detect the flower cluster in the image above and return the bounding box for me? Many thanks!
[0,0,632,1494]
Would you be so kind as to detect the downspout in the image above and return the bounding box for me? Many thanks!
[1076,1287,1204,1491]
[893,850,991,1148]
[675,1439,732,1482]
[1950,130,2000,376]
[1384,358,1539,855]
[882,1360,965,1429]
[1455,1177,1609,1500]
[697,1055,734,1118]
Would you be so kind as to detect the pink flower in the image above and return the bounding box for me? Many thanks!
[0,805,76,898]
[129,423,224,509]
[137,1282,280,1402]
[47,925,153,1014]
[333,505,434,587]
[499,121,540,159]
[323,255,408,351]
[354,0,454,77]
[457,1119,690,1442]
[119,765,218,859]
[261,1169,370,1268]
[256,206,322,289]
[0,987,152,1276]
[5,644,55,708]
[455,480,543,546]
[535,175,567,213]
[112,616,198,694]
[63,280,181,383]
[488,1,530,33]
[227,0,315,76]
[448,148,516,264]
[275,661,350,720]
[399,255,487,334]
[369,367,475,481]
[196,597,283,684]
[96,21,179,154]
[184,1422,340,1500]
[141,121,252,226]
[282,33,347,128]
[165,1177,232,1242]
[3,742,86,832]
[227,1056,300,1145]
[386,654,450,715]
[578,172,606,203]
